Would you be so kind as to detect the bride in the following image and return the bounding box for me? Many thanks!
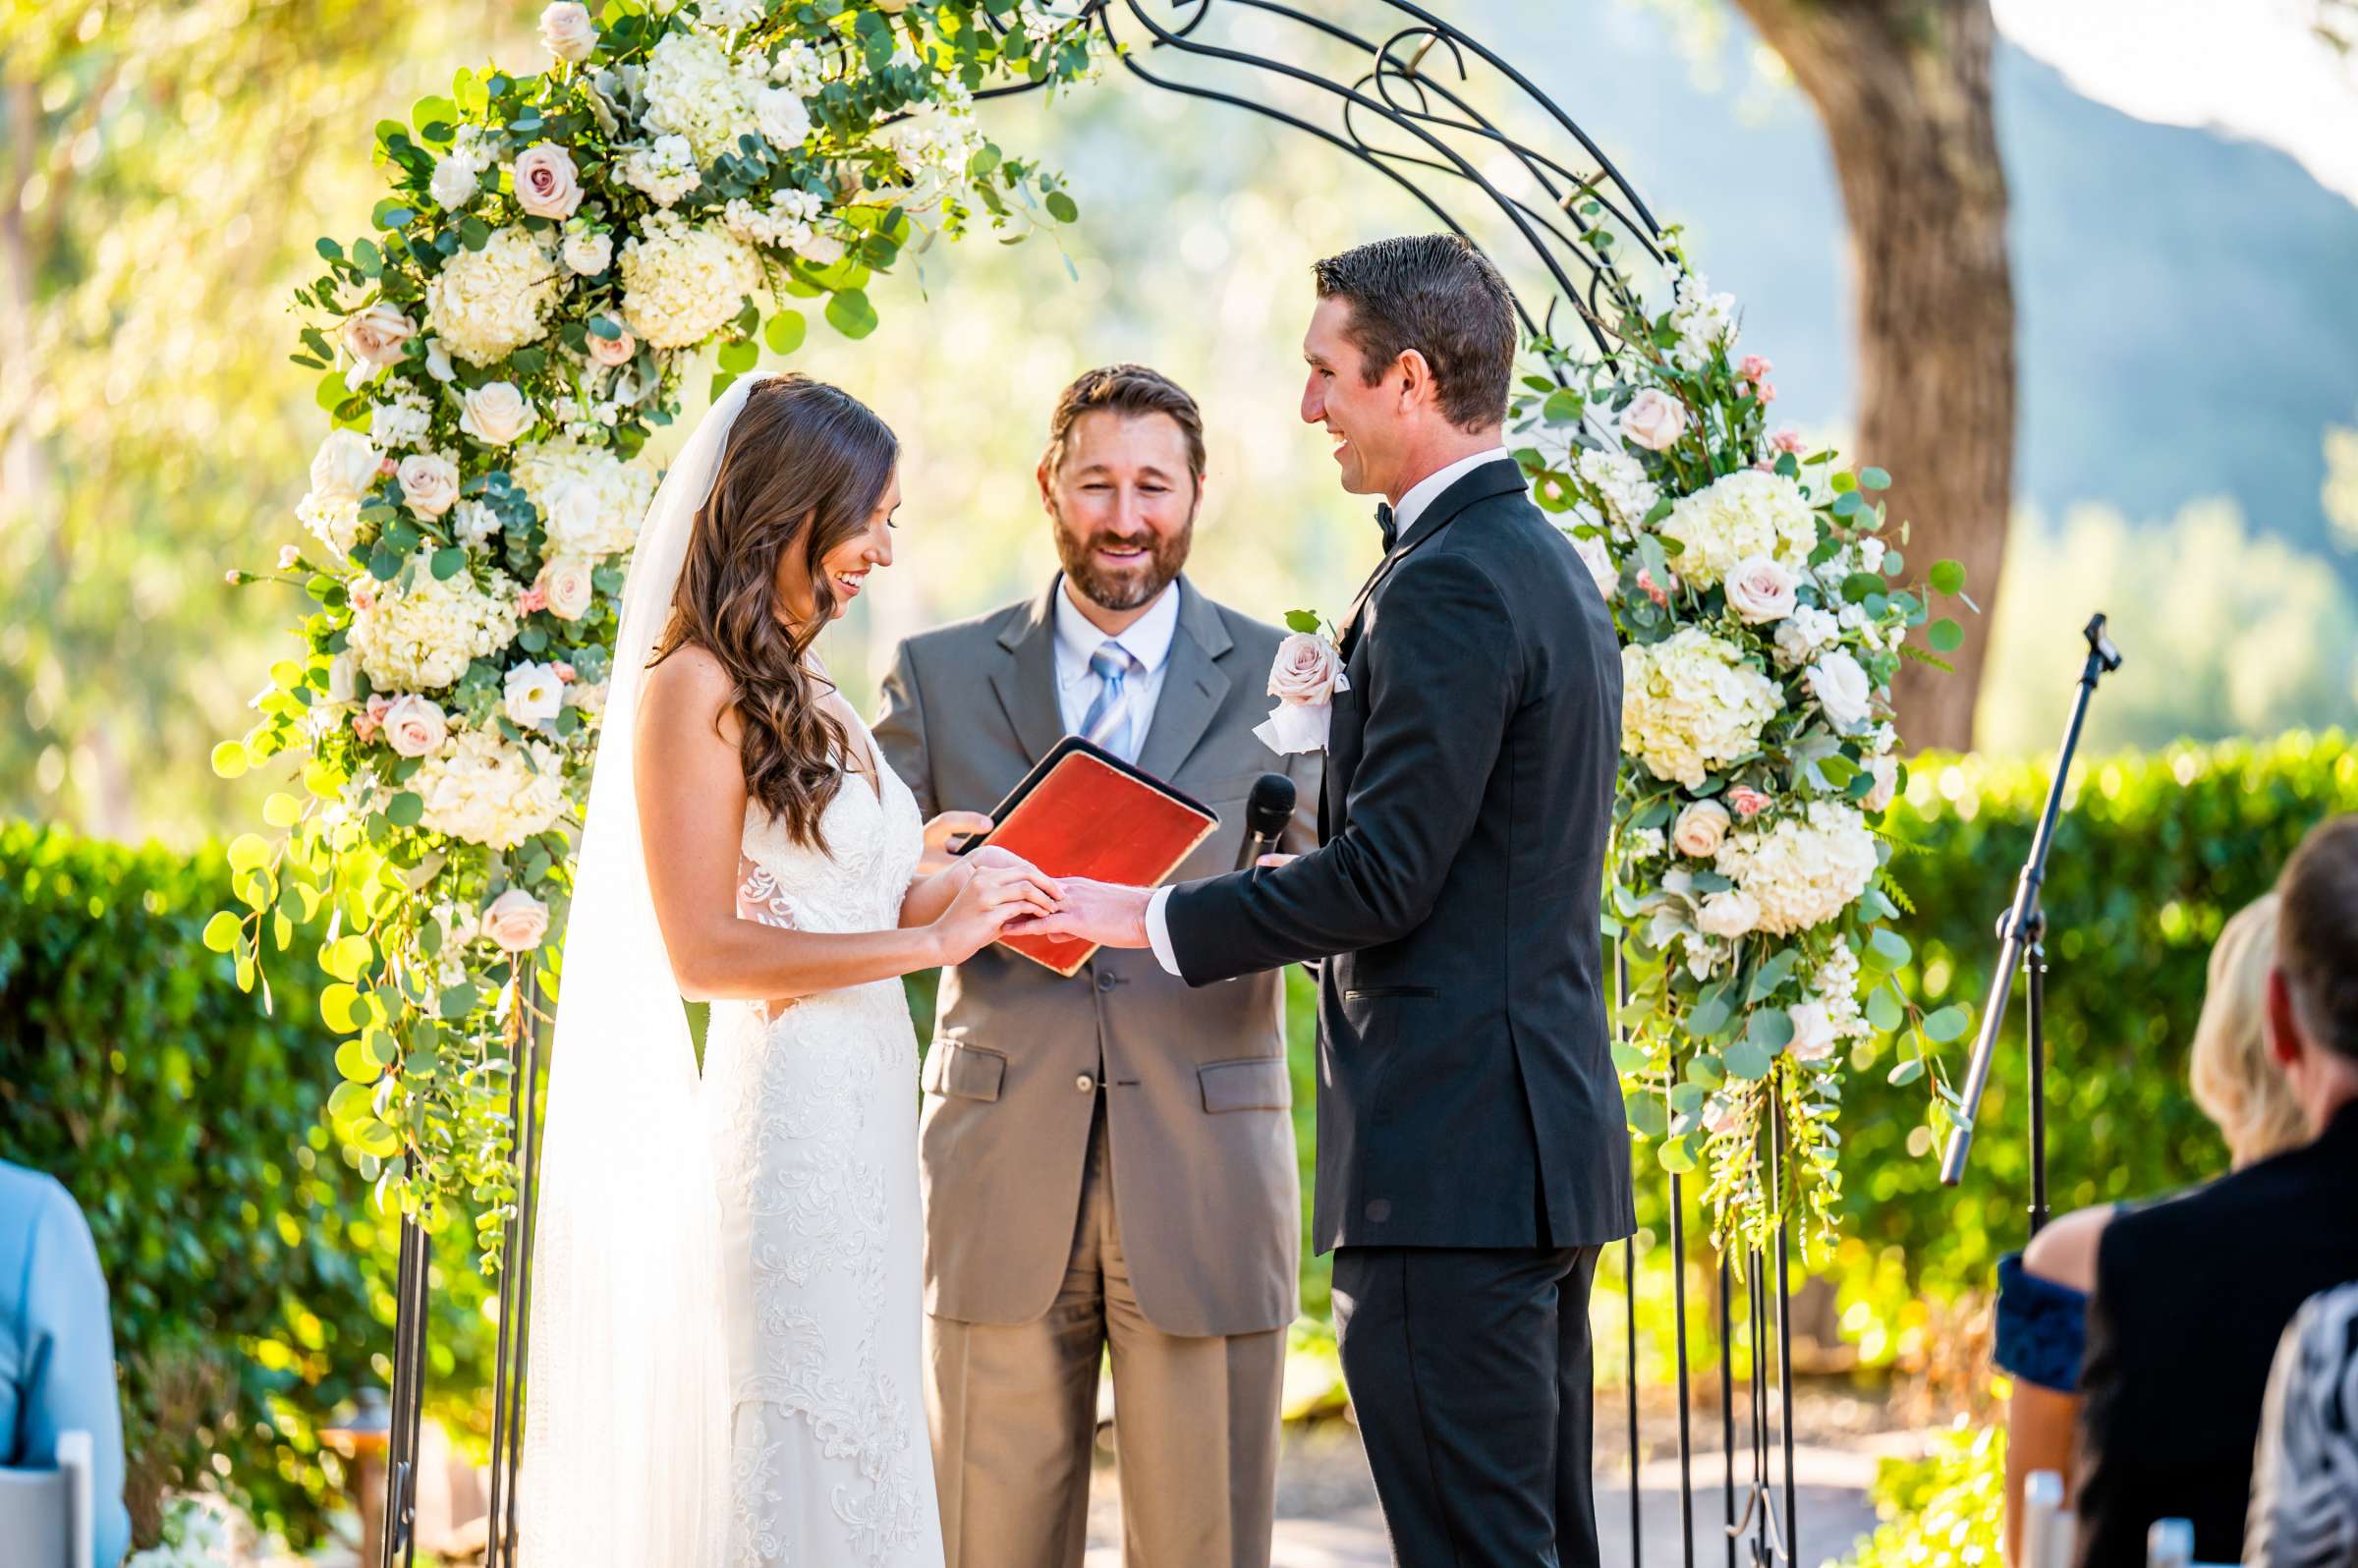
[519,372,1060,1565]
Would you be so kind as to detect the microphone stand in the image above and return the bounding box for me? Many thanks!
[1938,614,2123,1237]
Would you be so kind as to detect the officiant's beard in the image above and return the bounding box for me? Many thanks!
[1052,504,1195,613]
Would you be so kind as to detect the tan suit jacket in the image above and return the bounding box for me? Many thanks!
[872,576,1318,1337]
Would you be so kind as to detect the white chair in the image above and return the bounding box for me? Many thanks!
[0,1429,95,1568]
[2019,1475,2242,1568]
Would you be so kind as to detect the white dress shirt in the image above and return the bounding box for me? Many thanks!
[1055,574,1181,761]
[1143,446,1512,976]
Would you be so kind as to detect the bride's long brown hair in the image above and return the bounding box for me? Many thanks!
[652,374,899,850]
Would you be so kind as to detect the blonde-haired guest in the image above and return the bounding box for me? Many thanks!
[1996,894,2306,1564]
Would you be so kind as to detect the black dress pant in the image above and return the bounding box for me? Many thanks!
[1331,1244,1603,1568]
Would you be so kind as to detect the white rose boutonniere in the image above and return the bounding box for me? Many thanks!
[1254,617,1350,756]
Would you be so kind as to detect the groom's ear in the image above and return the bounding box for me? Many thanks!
[1393,348,1437,414]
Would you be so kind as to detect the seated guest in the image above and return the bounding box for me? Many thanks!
[2072,813,2358,1567]
[2246,1277,2358,1568]
[0,1158,131,1566]
[1996,893,2306,1563]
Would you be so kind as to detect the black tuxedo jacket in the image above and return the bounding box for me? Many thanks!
[1163,457,1634,1253]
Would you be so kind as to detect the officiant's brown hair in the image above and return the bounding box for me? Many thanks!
[1042,364,1207,491]
[1312,233,1515,431]
[654,373,898,851]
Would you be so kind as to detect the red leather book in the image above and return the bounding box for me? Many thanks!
[958,736,1219,977]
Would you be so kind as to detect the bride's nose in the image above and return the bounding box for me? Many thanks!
[868,526,893,569]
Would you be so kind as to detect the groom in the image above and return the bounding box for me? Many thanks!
[1017,234,1634,1566]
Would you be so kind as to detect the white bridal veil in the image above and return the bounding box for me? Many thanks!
[517,372,769,1565]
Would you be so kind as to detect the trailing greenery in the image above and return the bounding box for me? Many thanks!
[1833,1418,2006,1568]
[0,823,491,1549]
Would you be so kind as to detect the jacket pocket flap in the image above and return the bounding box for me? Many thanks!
[1199,1056,1292,1114]
[926,1040,1005,1102]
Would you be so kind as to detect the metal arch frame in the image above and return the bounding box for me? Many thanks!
[382,7,1805,1565]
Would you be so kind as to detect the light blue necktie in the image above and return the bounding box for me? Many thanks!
[1080,641,1142,761]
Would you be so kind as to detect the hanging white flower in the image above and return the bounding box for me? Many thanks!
[617,135,702,208]
[1573,447,1659,535]
[424,225,560,365]
[1620,628,1784,789]
[1667,271,1737,371]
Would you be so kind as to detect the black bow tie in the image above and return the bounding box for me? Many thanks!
[1376,502,1398,552]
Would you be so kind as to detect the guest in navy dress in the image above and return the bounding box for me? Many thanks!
[1993,893,2305,1564]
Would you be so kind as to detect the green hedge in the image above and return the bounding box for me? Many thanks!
[0,823,490,1548]
[1833,730,2358,1324]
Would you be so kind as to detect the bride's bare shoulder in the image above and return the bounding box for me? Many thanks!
[640,643,743,749]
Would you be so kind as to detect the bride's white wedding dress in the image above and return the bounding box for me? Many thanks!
[705,717,942,1566]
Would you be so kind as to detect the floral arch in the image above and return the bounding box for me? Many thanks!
[213,0,1971,1556]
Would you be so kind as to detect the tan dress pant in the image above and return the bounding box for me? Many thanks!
[926,1104,1284,1568]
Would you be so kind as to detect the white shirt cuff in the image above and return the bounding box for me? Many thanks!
[1145,885,1182,977]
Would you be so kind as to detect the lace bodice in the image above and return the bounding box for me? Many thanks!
[734,718,924,942]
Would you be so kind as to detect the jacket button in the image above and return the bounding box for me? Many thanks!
[1364,1199,1392,1223]
[1076,1073,1095,1092]
[1095,972,1117,992]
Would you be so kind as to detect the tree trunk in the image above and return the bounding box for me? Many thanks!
[1728,0,2015,752]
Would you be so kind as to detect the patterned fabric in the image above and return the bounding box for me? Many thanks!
[1993,1251,2089,1393]
[2248,1279,2358,1568]
[703,704,942,1568]
[1080,641,1142,761]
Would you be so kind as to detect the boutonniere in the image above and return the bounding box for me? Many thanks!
[1254,610,1349,756]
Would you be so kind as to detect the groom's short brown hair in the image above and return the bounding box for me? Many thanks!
[1044,364,1206,489]
[1313,234,1516,431]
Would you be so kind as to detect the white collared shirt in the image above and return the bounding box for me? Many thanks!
[1053,575,1181,761]
[1142,444,1512,977]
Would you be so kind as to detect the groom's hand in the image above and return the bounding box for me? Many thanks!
[1001,876,1153,949]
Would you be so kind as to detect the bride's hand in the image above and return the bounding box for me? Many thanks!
[917,811,994,876]
[929,855,1062,965]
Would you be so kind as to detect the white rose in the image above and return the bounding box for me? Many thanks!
[540,0,597,62]
[1267,632,1346,705]
[482,888,552,952]
[397,452,461,518]
[1787,1001,1838,1064]
[1621,388,1688,453]
[341,303,416,375]
[795,230,846,266]
[586,325,637,367]
[326,651,358,705]
[309,428,381,502]
[430,153,481,213]
[537,556,595,621]
[504,660,565,727]
[1723,555,1798,626]
[754,85,813,151]
[424,339,457,383]
[1697,888,1761,940]
[1862,754,1899,813]
[458,381,533,446]
[562,229,613,276]
[512,141,586,220]
[1806,649,1874,730]
[381,694,451,758]
[1671,799,1731,859]
[1571,532,1617,600]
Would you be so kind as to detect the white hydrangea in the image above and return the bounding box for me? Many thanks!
[695,0,764,28]
[1771,603,1838,669]
[642,30,760,162]
[1712,801,1880,936]
[769,39,825,95]
[413,726,569,848]
[1667,271,1737,371]
[370,384,433,451]
[1661,469,1819,588]
[619,211,759,349]
[298,492,364,560]
[424,225,560,365]
[512,436,658,558]
[617,135,702,208]
[1574,447,1660,537]
[348,554,523,692]
[1620,628,1784,789]
[721,187,824,251]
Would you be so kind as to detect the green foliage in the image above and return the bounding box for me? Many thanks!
[0,823,491,1549]
[1833,1419,2005,1568]
[1832,730,2358,1348]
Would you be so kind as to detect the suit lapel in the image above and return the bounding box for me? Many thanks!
[1133,579,1231,781]
[988,578,1067,767]
[1338,458,1528,657]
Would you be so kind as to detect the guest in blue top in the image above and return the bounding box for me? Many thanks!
[1993,892,2306,1565]
[1,1160,131,1567]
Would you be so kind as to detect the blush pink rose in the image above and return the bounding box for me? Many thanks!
[587,325,638,367]
[1268,632,1345,705]
[1727,786,1771,819]
[1620,389,1688,452]
[1671,799,1731,859]
[512,142,585,220]
[341,303,416,373]
[536,557,595,622]
[1768,427,1806,455]
[517,586,549,615]
[539,1,596,63]
[396,452,460,518]
[353,694,392,744]
[1738,355,1773,383]
[1723,555,1798,626]
[481,888,552,953]
[381,694,450,758]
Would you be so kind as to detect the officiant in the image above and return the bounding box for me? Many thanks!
[872,364,1319,1568]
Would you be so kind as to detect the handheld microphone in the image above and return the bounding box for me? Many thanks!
[1236,772,1297,871]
